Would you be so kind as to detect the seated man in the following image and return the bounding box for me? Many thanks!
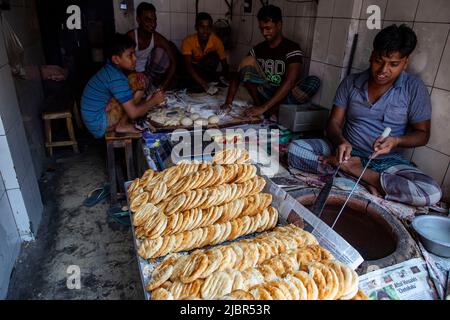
[126,2,177,92]
[288,24,442,207]
[182,12,229,94]
[81,33,165,138]
[220,5,321,118]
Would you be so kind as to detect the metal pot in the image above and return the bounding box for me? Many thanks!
[412,215,450,258]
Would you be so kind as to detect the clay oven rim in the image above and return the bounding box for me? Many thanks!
[289,188,414,267]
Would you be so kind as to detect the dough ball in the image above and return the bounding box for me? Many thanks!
[190,113,201,121]
[208,115,220,125]
[151,116,167,125]
[181,117,194,126]
[194,118,209,126]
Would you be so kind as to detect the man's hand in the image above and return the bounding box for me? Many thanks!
[134,90,145,104]
[148,90,166,107]
[245,106,266,117]
[336,142,353,164]
[135,73,147,90]
[218,103,232,115]
[206,85,219,96]
[319,155,340,167]
[373,136,399,158]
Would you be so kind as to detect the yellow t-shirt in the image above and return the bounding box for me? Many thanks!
[182,33,226,64]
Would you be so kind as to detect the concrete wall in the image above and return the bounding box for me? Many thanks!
[311,0,450,201]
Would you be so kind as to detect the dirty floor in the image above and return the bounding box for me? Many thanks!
[7,141,143,300]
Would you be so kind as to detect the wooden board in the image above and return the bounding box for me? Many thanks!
[105,131,142,141]
[147,116,263,133]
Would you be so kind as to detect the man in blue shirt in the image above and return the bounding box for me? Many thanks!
[288,24,442,207]
[81,33,165,139]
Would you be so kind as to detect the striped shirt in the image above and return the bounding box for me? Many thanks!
[250,38,303,86]
[81,61,133,138]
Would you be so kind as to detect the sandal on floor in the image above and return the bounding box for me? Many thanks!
[83,185,110,207]
[108,205,131,226]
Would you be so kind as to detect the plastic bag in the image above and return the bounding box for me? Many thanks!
[1,15,26,78]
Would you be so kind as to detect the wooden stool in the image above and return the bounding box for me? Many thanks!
[106,131,142,205]
[43,110,79,157]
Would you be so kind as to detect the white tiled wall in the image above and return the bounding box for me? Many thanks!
[0,66,22,137]
[2,0,46,179]
[231,0,318,69]
[428,89,450,156]
[311,18,332,63]
[0,135,20,190]
[309,0,359,109]
[130,0,318,71]
[0,184,21,299]
[113,0,136,33]
[0,18,7,68]
[133,0,230,50]
[384,0,419,21]
[415,0,450,23]
[0,0,44,230]
[435,35,450,91]
[410,23,449,86]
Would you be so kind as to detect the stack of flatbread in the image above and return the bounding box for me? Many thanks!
[127,149,368,300]
[147,224,368,301]
[128,149,278,260]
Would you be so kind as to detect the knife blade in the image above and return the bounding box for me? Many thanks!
[310,162,342,218]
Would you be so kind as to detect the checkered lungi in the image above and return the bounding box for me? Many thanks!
[288,139,442,207]
[239,56,321,104]
[143,47,171,90]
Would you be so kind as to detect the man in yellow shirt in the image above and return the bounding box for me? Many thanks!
[182,12,230,94]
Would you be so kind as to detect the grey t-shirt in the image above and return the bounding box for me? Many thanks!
[334,70,432,158]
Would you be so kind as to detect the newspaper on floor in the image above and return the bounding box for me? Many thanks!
[416,241,450,300]
[265,177,364,270]
[446,273,450,300]
[359,258,440,300]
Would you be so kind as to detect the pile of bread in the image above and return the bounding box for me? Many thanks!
[148,107,221,128]
[128,149,278,260]
[127,149,368,300]
[148,225,368,300]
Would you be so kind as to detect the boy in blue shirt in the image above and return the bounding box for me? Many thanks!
[81,33,165,138]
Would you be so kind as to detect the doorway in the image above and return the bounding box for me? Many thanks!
[36,0,116,99]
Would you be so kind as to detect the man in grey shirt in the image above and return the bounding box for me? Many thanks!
[288,24,441,207]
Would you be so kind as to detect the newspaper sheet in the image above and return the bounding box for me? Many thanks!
[416,241,450,300]
[359,258,440,300]
[265,179,364,270]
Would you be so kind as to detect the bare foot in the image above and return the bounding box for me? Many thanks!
[342,157,385,197]
[115,122,142,135]
[366,184,383,198]
[340,156,364,177]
